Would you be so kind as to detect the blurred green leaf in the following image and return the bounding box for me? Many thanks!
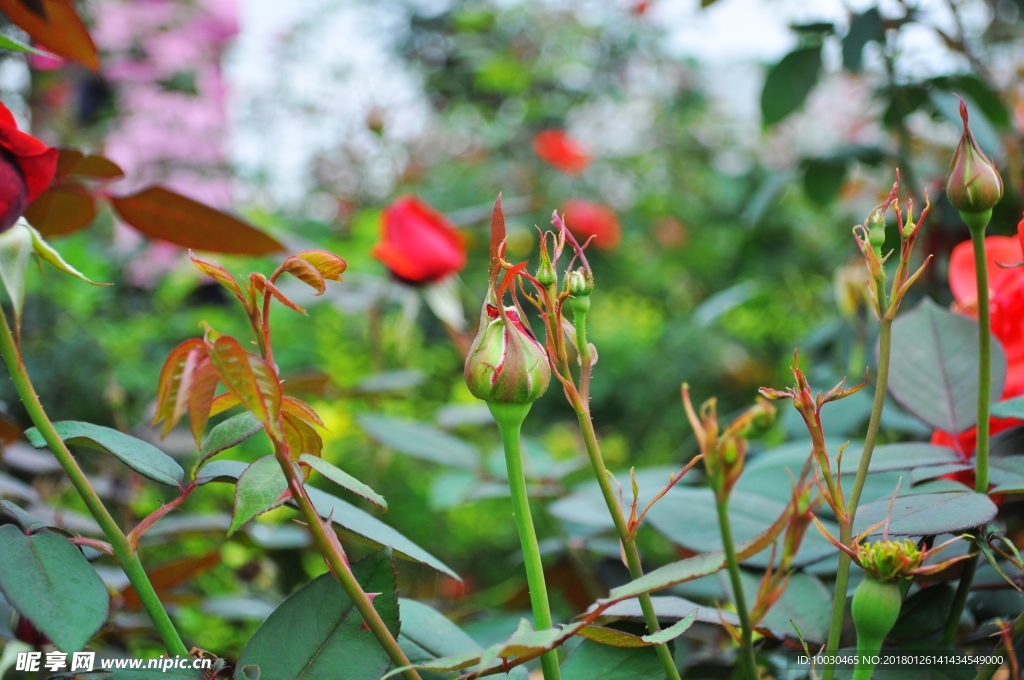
[236,550,398,680]
[760,47,822,126]
[802,157,847,206]
[853,492,997,536]
[0,524,109,651]
[26,421,185,487]
[561,640,663,680]
[842,8,883,72]
[359,414,479,468]
[888,298,1006,434]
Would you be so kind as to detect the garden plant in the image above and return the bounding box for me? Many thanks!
[1,1,1024,680]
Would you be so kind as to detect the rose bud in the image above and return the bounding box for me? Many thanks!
[465,302,550,404]
[946,99,1003,218]
[560,199,621,250]
[372,195,466,284]
[0,103,58,233]
[533,130,590,175]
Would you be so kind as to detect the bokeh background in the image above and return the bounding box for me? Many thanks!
[2,0,1024,668]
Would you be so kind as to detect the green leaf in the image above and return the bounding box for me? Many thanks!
[236,549,398,680]
[991,397,1024,420]
[842,8,883,72]
[195,459,249,485]
[642,488,838,567]
[802,157,847,206]
[25,421,184,487]
[0,224,33,333]
[577,626,649,648]
[0,33,55,56]
[853,492,998,536]
[195,412,264,473]
[230,455,290,535]
[760,47,822,126]
[303,486,459,579]
[931,75,1011,130]
[602,594,738,628]
[26,224,108,285]
[0,500,50,533]
[0,524,109,650]
[561,640,663,680]
[358,414,479,467]
[640,610,697,644]
[301,454,387,511]
[890,584,956,640]
[398,598,483,678]
[888,298,1006,433]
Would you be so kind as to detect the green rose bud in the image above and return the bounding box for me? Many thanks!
[567,268,593,297]
[946,99,1003,216]
[465,302,550,404]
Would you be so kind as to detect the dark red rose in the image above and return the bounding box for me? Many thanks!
[560,199,621,250]
[373,196,466,284]
[0,103,57,233]
[533,130,590,175]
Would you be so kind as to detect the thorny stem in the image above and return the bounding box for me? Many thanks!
[973,609,1024,680]
[490,402,561,680]
[258,287,420,680]
[0,310,190,658]
[822,285,892,680]
[272,438,421,680]
[942,217,994,645]
[565,302,682,680]
[716,496,759,679]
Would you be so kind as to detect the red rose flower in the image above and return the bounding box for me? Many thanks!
[533,130,591,175]
[373,196,466,284]
[0,103,58,233]
[560,199,621,250]
[930,234,1024,459]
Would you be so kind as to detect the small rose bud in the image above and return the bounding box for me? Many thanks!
[946,99,1003,216]
[867,208,886,256]
[536,237,557,287]
[465,303,550,404]
[567,268,593,296]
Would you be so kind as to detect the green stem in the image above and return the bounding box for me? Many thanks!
[575,411,683,680]
[823,299,892,680]
[716,496,759,679]
[0,310,189,658]
[941,212,993,644]
[570,302,682,680]
[490,402,561,680]
[273,441,422,680]
[973,608,1024,680]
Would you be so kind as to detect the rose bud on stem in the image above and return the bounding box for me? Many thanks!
[464,196,560,680]
[513,209,684,680]
[941,100,1004,646]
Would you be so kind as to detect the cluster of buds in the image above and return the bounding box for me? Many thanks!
[851,171,933,320]
[681,385,775,501]
[760,354,866,523]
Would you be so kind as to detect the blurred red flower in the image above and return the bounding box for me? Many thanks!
[0,103,58,232]
[931,233,1024,459]
[560,199,621,250]
[373,196,466,284]
[533,130,590,175]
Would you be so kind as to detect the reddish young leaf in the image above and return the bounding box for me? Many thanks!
[0,413,21,445]
[153,339,206,436]
[205,334,282,440]
[119,552,220,610]
[54,149,124,181]
[209,392,241,417]
[294,250,347,282]
[275,256,326,295]
[0,0,99,71]
[282,412,322,460]
[186,358,219,447]
[251,272,306,314]
[24,180,97,237]
[189,253,246,307]
[109,186,284,255]
[282,396,325,429]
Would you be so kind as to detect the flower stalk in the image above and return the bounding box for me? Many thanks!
[0,308,190,658]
